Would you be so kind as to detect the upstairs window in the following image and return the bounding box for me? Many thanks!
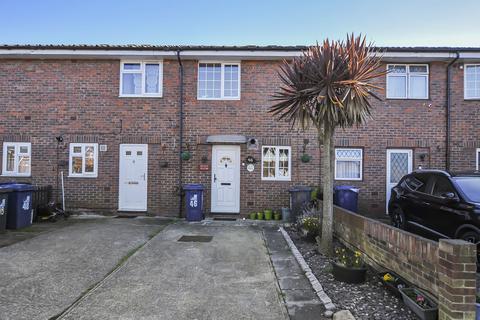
[387,64,429,99]
[465,64,480,99]
[198,62,240,100]
[261,146,291,181]
[69,143,98,178]
[120,61,163,97]
[2,142,31,176]
[335,148,362,181]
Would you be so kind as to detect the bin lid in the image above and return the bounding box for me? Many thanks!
[289,186,313,192]
[0,187,12,193]
[183,184,204,191]
[334,185,359,193]
[0,183,34,192]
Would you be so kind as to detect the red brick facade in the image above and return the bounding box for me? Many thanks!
[0,47,478,217]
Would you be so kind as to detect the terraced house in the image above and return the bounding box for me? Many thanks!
[1,45,480,217]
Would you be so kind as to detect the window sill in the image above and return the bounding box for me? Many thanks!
[385,97,429,101]
[335,178,362,182]
[119,94,163,98]
[1,174,31,177]
[261,178,291,182]
[197,97,241,101]
[464,97,480,101]
[68,175,98,178]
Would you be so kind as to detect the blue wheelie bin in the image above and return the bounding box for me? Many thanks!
[0,183,34,229]
[334,185,359,213]
[0,187,12,233]
[183,184,204,221]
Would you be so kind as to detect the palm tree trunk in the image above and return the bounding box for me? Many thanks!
[319,120,334,256]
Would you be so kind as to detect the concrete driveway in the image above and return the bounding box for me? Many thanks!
[0,219,288,320]
[0,217,171,320]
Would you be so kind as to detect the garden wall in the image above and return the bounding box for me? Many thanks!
[330,204,477,320]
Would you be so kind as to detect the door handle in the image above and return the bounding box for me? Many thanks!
[142,173,146,181]
[214,174,217,183]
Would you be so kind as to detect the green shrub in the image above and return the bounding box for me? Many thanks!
[301,216,320,238]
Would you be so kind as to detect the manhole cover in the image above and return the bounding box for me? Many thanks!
[177,235,213,242]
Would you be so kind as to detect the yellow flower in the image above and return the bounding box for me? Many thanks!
[383,273,394,282]
[354,251,361,257]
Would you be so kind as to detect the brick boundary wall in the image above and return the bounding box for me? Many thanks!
[328,203,477,320]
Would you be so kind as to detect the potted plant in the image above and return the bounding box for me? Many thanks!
[249,212,256,220]
[380,271,408,298]
[331,247,367,284]
[274,211,282,220]
[301,154,311,163]
[264,209,272,220]
[399,288,438,320]
[257,212,263,220]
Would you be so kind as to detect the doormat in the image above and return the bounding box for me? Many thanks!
[213,217,237,221]
[177,235,213,242]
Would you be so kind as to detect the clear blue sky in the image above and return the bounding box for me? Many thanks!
[1,0,479,47]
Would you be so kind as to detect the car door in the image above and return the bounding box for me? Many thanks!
[426,175,465,238]
[401,173,433,225]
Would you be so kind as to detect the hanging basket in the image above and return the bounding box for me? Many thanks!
[181,151,191,161]
[301,154,311,163]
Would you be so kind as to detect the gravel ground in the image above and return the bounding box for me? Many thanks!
[286,228,417,320]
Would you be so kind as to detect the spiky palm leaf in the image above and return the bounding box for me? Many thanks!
[270,34,385,129]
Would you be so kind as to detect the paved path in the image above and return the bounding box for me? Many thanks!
[0,217,170,320]
[263,227,325,320]
[60,222,288,320]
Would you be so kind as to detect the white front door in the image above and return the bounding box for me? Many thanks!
[211,145,240,213]
[119,144,148,211]
[386,149,413,213]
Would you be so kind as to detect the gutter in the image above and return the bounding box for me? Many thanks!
[446,51,460,171]
[177,50,184,218]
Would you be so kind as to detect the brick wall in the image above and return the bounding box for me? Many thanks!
[332,204,477,319]
[0,56,477,217]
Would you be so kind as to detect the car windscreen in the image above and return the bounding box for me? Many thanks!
[454,177,480,202]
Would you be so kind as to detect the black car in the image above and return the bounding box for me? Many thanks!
[388,169,480,244]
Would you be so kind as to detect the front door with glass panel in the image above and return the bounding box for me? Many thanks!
[386,149,413,213]
[211,145,240,213]
[119,144,148,211]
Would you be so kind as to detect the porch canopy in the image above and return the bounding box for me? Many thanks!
[206,135,247,144]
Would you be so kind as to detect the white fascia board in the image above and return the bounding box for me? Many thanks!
[1,48,480,61]
[0,49,178,59]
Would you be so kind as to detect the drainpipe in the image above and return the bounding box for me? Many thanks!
[177,50,184,218]
[446,51,460,172]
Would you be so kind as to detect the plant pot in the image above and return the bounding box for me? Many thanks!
[264,210,272,220]
[331,261,367,284]
[249,212,257,220]
[181,151,191,161]
[274,213,281,220]
[379,271,409,298]
[399,288,438,320]
[257,212,263,220]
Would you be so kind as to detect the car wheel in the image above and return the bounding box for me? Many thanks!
[459,230,480,244]
[390,206,406,230]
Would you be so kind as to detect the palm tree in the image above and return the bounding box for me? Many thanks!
[270,34,385,255]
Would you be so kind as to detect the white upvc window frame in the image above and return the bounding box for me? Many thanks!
[261,146,291,181]
[69,143,99,178]
[386,64,429,99]
[464,64,480,100]
[334,148,363,181]
[2,142,31,177]
[476,148,480,171]
[119,60,163,97]
[197,61,241,100]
